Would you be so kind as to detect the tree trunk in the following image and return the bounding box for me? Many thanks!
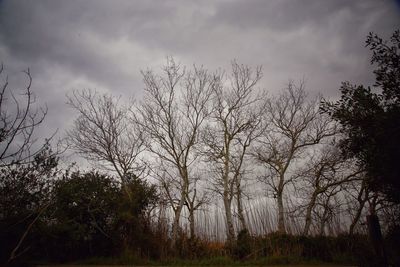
[171,189,186,248]
[303,192,318,236]
[222,136,235,245]
[171,167,190,248]
[223,193,235,245]
[277,190,286,233]
[171,206,182,247]
[236,183,247,231]
[367,214,388,267]
[188,209,195,240]
[349,200,365,235]
[319,207,328,236]
[349,182,367,235]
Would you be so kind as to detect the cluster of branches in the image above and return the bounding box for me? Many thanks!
[3,30,399,264]
[65,58,390,247]
[0,65,60,264]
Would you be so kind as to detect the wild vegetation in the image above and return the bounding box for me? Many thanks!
[1,31,399,267]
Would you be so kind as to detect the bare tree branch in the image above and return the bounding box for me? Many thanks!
[253,81,337,233]
[66,89,146,188]
[134,57,214,246]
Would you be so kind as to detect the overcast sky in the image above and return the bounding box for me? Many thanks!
[1,0,399,145]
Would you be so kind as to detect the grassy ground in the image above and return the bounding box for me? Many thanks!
[34,254,357,267]
[35,257,356,267]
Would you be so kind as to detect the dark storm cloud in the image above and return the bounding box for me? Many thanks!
[212,1,378,30]
[0,1,158,91]
[0,0,399,140]
[207,0,399,80]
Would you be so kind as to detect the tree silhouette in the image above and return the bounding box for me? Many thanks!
[322,30,400,204]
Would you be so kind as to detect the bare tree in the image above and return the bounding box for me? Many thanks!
[66,89,145,190]
[202,61,264,244]
[0,65,54,166]
[184,174,210,240]
[344,178,370,235]
[253,82,336,233]
[297,145,363,235]
[314,187,342,236]
[134,58,214,246]
[0,65,59,264]
[343,178,392,235]
[156,165,209,241]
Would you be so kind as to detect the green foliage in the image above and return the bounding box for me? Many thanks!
[259,232,302,257]
[250,232,372,265]
[0,147,59,263]
[114,173,159,257]
[42,171,159,261]
[54,232,388,266]
[368,30,400,104]
[0,146,58,219]
[49,171,120,260]
[233,229,252,260]
[299,236,335,261]
[385,224,400,267]
[322,30,400,203]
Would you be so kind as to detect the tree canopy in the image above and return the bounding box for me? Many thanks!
[322,30,400,203]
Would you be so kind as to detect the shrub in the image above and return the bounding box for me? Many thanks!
[233,229,252,260]
[40,171,159,261]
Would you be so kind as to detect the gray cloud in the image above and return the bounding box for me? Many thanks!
[0,0,399,143]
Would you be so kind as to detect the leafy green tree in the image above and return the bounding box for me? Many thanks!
[115,173,158,255]
[322,30,400,203]
[49,171,158,260]
[0,65,59,265]
[50,171,120,259]
[0,146,59,264]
